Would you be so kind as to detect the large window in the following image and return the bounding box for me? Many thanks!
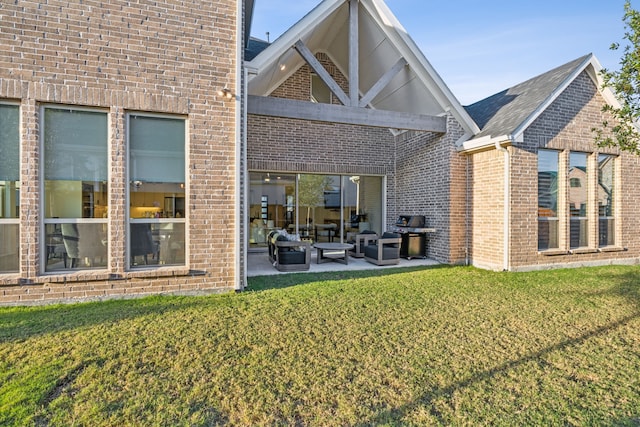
[128,114,185,268]
[538,149,559,250]
[0,103,20,273]
[247,172,383,249]
[43,107,108,272]
[569,152,588,249]
[598,154,615,247]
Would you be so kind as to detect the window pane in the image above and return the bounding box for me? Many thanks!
[0,104,20,181]
[44,108,108,181]
[569,152,588,248]
[0,223,19,273]
[0,104,20,273]
[44,108,108,219]
[538,219,558,251]
[311,74,331,104]
[129,115,185,183]
[129,115,185,269]
[570,218,588,248]
[538,149,558,250]
[598,154,615,246]
[130,222,185,267]
[45,223,108,271]
[248,173,296,248]
[599,218,615,246]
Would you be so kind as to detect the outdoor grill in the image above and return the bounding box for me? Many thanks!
[392,215,434,259]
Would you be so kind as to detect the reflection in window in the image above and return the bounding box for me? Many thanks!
[0,103,20,273]
[128,114,186,268]
[247,172,383,248]
[311,74,332,104]
[598,154,615,246]
[43,107,108,272]
[569,152,588,248]
[538,149,559,250]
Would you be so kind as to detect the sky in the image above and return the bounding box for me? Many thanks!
[250,0,629,105]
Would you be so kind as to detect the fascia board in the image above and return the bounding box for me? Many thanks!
[586,55,624,110]
[247,0,344,73]
[457,134,512,153]
[362,0,480,136]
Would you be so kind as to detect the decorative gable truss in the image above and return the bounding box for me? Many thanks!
[247,0,447,133]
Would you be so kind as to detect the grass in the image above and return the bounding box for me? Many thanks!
[1,265,639,426]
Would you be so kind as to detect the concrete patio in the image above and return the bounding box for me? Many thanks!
[246,249,440,276]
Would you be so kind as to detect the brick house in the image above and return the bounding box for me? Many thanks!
[0,0,637,304]
[0,0,243,303]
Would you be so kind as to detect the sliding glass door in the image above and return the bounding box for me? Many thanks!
[248,172,383,249]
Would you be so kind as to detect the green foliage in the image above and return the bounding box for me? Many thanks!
[1,266,640,426]
[596,1,640,154]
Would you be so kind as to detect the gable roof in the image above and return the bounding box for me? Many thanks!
[246,0,479,136]
[461,53,622,151]
[245,37,270,61]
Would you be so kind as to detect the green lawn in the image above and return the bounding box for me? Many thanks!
[1,265,639,426]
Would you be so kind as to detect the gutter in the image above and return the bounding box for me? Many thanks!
[495,140,511,271]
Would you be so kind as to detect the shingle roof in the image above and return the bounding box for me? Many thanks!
[464,54,592,139]
[245,37,270,61]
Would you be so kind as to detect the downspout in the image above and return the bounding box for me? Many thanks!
[495,140,510,271]
[235,0,245,291]
[465,155,470,266]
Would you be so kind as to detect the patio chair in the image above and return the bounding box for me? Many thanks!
[347,230,378,258]
[268,230,311,272]
[363,231,402,266]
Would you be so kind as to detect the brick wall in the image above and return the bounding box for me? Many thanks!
[0,0,239,304]
[510,71,640,270]
[468,147,505,270]
[394,116,468,264]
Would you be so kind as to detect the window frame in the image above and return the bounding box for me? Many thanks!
[40,104,110,274]
[597,154,617,248]
[537,149,560,251]
[0,101,21,274]
[310,73,332,104]
[568,151,589,249]
[126,111,188,270]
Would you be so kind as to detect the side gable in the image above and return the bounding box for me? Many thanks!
[461,54,623,152]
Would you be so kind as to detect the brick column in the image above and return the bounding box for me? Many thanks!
[109,106,127,275]
[20,95,40,280]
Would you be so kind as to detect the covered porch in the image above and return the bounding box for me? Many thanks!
[247,249,439,276]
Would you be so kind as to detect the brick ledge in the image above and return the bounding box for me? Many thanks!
[0,267,200,287]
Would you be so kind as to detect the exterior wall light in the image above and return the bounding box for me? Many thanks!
[217,87,233,99]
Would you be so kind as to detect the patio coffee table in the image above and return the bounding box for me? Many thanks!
[314,242,354,265]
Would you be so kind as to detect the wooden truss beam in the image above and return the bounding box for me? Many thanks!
[248,95,447,133]
[349,0,359,106]
[359,58,407,107]
[293,40,351,106]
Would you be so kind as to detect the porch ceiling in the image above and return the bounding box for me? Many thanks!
[247,1,451,119]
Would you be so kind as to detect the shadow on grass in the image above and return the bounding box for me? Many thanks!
[246,264,450,292]
[0,264,448,344]
[357,269,640,426]
[0,295,217,344]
